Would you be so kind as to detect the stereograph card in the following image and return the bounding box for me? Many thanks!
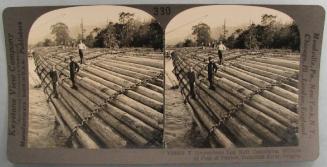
[2,4,325,164]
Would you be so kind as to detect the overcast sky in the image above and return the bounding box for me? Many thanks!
[28,5,153,45]
[165,5,294,45]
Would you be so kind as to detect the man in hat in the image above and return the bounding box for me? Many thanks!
[217,41,227,65]
[49,65,59,98]
[69,56,80,89]
[187,66,196,99]
[207,57,218,90]
[78,40,87,64]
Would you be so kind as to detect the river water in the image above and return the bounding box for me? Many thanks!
[164,58,207,148]
[27,58,67,148]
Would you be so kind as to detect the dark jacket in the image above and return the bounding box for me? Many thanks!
[187,71,196,84]
[49,70,58,83]
[69,61,79,76]
[208,61,218,79]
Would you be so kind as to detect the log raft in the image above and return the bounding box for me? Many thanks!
[32,47,164,148]
[171,47,299,147]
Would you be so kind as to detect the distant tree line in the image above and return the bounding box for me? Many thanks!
[35,12,164,50]
[176,14,300,51]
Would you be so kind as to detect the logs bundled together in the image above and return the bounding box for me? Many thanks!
[32,47,164,148]
[171,47,300,148]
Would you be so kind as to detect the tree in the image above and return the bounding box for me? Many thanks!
[148,20,163,50]
[132,22,150,47]
[183,39,196,47]
[261,14,277,48]
[175,42,184,48]
[225,14,300,51]
[225,28,243,48]
[50,22,71,46]
[84,27,101,47]
[261,14,277,26]
[82,12,163,50]
[288,22,300,51]
[85,34,95,47]
[94,22,119,48]
[117,12,136,47]
[43,38,55,46]
[231,24,260,49]
[192,23,211,46]
[119,12,135,24]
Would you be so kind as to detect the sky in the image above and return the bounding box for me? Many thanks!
[28,5,295,46]
[28,5,154,45]
[165,5,295,45]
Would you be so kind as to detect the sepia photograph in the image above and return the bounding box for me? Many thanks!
[27,5,164,149]
[3,2,326,164]
[164,5,300,148]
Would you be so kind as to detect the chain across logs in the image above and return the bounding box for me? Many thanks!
[171,48,299,148]
[32,48,164,148]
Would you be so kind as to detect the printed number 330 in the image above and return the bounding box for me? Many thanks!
[153,7,171,16]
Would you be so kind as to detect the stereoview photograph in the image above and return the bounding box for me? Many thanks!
[28,5,164,149]
[164,5,300,148]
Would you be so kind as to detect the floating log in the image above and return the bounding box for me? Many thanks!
[112,56,163,69]
[228,65,298,94]
[180,59,299,119]
[35,63,105,148]
[237,58,299,73]
[58,84,128,148]
[174,59,295,144]
[174,62,256,147]
[235,60,298,78]
[197,85,281,145]
[32,47,164,148]
[171,48,299,147]
[46,58,164,111]
[230,62,298,88]
[103,58,163,73]
[250,57,300,70]
[51,98,100,149]
[63,83,151,146]
[75,77,163,130]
